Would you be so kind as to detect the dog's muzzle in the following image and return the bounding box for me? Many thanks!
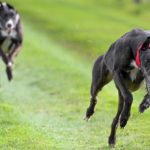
[5,20,14,32]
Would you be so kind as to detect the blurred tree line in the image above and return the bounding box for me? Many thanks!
[116,0,150,4]
[133,0,141,3]
[133,0,150,3]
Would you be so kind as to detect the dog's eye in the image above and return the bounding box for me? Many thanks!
[10,13,14,17]
[9,11,15,17]
[4,13,8,18]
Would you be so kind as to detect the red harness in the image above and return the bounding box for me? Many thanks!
[135,43,150,68]
[135,45,142,68]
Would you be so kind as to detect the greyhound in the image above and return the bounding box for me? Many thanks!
[0,2,23,81]
[84,28,150,146]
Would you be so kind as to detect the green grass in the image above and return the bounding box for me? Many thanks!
[0,0,149,149]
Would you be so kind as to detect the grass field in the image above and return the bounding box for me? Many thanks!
[0,0,150,149]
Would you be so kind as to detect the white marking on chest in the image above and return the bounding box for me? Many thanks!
[1,30,17,38]
[129,60,140,81]
[130,60,139,68]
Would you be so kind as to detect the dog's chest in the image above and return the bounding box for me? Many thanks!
[129,67,139,81]
[128,60,140,81]
[1,30,17,38]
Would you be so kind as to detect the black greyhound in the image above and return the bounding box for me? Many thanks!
[84,28,150,146]
[0,2,23,81]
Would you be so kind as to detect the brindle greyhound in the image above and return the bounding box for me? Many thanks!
[84,28,150,146]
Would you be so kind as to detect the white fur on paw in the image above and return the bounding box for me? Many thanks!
[83,116,91,121]
[7,62,12,67]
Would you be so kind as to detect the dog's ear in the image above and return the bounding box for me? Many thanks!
[0,3,5,12]
[0,2,15,10]
[0,2,4,9]
[6,3,14,10]
[0,2,12,11]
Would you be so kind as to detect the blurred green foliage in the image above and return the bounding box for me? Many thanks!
[5,0,150,58]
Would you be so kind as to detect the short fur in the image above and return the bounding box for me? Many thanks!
[84,28,150,146]
[0,2,23,81]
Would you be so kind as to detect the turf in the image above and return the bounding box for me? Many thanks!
[0,0,150,149]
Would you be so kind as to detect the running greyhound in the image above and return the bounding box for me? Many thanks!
[84,28,150,146]
[0,2,23,81]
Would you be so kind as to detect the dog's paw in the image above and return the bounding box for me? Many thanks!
[139,96,150,113]
[108,136,116,148]
[83,116,90,121]
[139,94,150,113]
[120,110,130,128]
[120,113,130,128]
[139,104,146,113]
[139,101,150,113]
[83,107,94,121]
[120,118,128,128]
[6,66,13,81]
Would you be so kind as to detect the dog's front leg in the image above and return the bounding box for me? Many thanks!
[0,48,13,81]
[8,43,21,62]
[113,70,133,128]
[5,41,22,81]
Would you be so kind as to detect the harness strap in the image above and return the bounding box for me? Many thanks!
[135,44,142,68]
[136,43,150,68]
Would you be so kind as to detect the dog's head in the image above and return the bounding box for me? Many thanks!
[0,2,20,33]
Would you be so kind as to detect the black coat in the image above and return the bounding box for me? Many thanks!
[104,28,150,73]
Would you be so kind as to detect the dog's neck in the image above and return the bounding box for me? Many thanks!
[135,44,142,68]
[131,60,139,69]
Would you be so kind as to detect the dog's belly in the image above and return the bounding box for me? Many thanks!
[122,66,144,92]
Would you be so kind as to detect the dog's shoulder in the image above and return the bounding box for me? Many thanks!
[130,28,144,35]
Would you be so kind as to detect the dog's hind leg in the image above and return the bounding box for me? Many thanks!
[108,91,124,147]
[84,56,111,120]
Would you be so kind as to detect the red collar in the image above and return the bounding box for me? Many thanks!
[135,45,142,68]
[136,43,150,68]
